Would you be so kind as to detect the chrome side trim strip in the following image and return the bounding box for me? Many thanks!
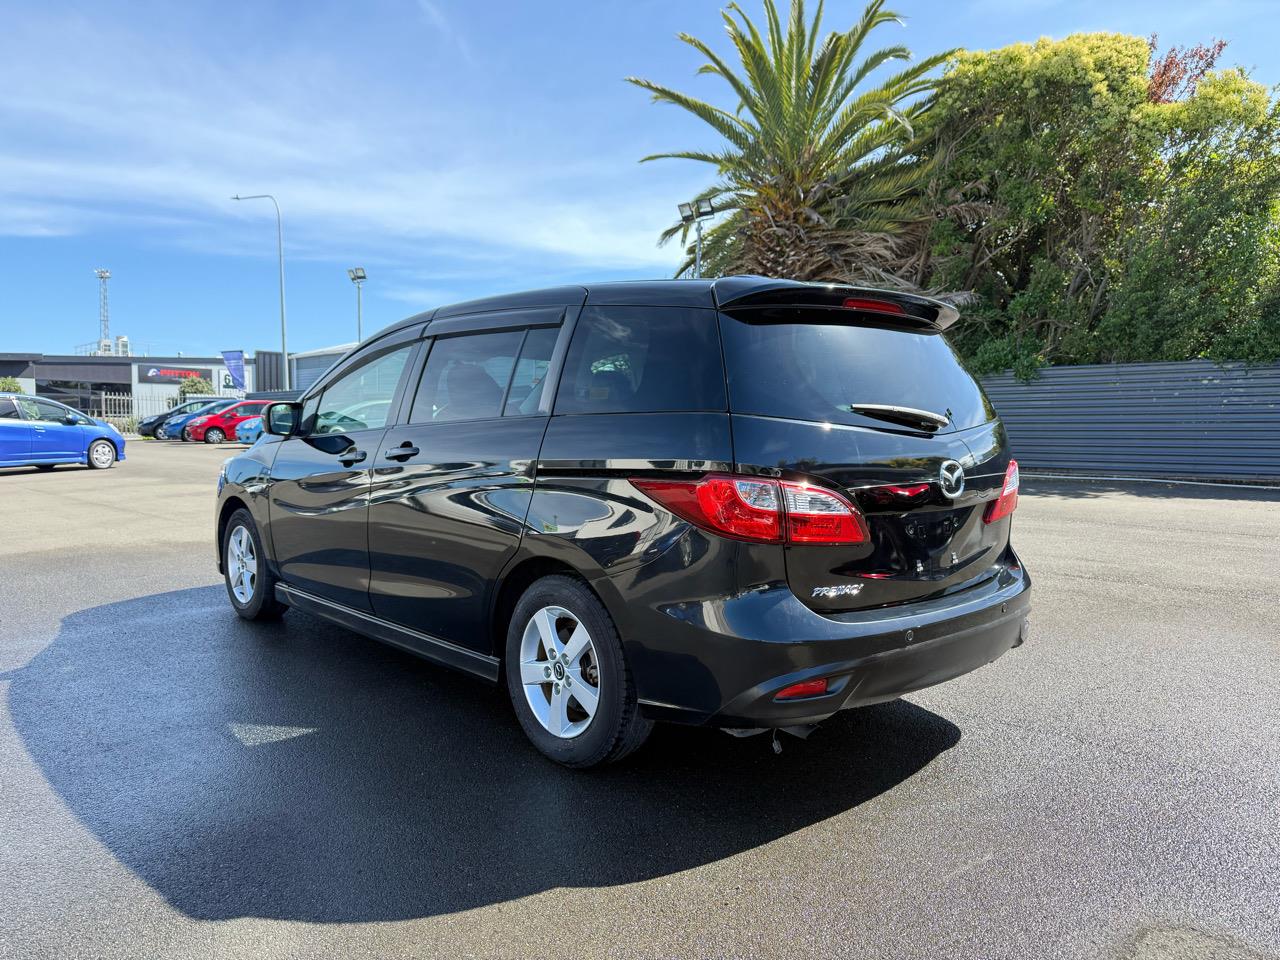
[275,583,501,682]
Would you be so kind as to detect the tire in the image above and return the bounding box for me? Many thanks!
[204,427,226,445]
[222,508,286,621]
[505,575,652,768]
[87,440,116,470]
[181,426,194,442]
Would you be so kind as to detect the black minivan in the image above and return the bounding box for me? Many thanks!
[215,277,1030,767]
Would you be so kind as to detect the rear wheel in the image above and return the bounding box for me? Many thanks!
[505,575,652,768]
[223,509,286,620]
[204,427,226,444]
[87,440,116,470]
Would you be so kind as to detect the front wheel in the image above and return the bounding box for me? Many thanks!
[181,426,194,442]
[505,575,652,768]
[223,509,286,620]
[204,427,226,445]
[87,440,116,470]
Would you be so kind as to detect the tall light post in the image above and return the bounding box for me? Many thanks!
[231,193,290,390]
[678,198,716,278]
[347,267,367,342]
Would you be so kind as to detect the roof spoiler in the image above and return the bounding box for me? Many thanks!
[712,276,960,331]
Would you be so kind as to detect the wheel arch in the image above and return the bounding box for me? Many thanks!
[489,556,612,662]
[215,495,251,573]
[90,432,124,456]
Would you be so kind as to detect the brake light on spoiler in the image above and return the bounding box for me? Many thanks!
[842,297,906,316]
[631,474,869,545]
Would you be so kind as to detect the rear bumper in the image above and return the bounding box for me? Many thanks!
[622,556,1030,728]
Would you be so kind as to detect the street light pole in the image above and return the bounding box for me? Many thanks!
[347,267,367,342]
[694,219,704,279]
[232,193,290,390]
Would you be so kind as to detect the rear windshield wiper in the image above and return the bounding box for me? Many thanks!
[850,403,950,432]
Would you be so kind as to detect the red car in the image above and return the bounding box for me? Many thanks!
[185,400,271,444]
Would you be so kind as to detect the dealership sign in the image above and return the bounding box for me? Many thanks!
[137,364,213,384]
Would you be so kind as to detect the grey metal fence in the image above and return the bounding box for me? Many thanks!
[980,360,1280,481]
[95,391,242,434]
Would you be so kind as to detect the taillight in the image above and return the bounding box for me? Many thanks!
[781,482,869,543]
[984,459,1019,524]
[630,474,868,545]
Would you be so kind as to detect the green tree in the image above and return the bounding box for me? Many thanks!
[1096,71,1280,364]
[627,0,951,283]
[0,376,24,393]
[920,34,1280,374]
[178,375,215,399]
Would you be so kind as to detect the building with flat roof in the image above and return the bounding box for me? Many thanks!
[0,352,261,414]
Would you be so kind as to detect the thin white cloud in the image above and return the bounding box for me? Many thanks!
[416,0,476,63]
[0,7,687,272]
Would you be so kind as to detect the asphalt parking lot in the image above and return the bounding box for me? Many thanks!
[2,442,1278,960]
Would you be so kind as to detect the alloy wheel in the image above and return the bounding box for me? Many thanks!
[517,605,602,739]
[227,525,258,604]
[89,442,114,468]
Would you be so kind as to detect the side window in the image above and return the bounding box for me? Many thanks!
[300,394,320,433]
[0,397,20,419]
[410,330,524,424]
[18,398,71,423]
[310,345,412,436]
[504,327,560,416]
[554,306,726,415]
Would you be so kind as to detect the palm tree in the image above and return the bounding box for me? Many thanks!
[627,0,951,284]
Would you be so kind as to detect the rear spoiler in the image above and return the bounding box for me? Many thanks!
[712,277,960,332]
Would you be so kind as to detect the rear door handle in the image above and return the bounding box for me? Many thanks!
[383,443,420,462]
[338,449,367,467]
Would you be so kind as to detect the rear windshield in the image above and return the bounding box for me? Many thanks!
[718,312,995,431]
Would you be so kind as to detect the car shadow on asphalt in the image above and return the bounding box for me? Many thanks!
[7,586,960,923]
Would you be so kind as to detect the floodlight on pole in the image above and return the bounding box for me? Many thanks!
[677,199,716,278]
[231,193,290,390]
[347,267,367,342]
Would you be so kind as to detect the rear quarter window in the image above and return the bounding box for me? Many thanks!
[718,311,995,432]
[554,306,726,415]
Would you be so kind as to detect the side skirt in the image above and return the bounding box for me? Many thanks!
[275,583,501,683]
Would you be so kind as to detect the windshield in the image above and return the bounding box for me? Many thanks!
[193,400,234,415]
[718,312,995,432]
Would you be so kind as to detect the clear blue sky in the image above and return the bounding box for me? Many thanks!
[1,0,1275,357]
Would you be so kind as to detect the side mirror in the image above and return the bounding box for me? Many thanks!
[264,402,301,436]
[63,414,79,425]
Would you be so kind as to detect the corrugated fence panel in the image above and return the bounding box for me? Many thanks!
[979,360,1280,480]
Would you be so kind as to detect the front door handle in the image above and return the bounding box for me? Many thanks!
[384,443,420,462]
[338,449,367,467]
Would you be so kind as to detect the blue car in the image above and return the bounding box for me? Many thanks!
[157,399,237,440]
[235,416,263,445]
[137,397,223,438]
[0,393,126,470]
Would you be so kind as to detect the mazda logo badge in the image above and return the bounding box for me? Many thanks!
[939,460,965,499]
